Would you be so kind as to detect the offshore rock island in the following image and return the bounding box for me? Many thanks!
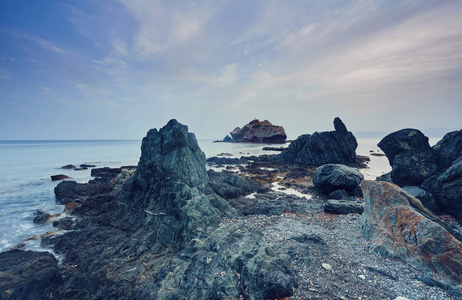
[220,119,287,143]
[1,118,462,299]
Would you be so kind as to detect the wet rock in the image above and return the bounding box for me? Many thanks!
[33,210,51,224]
[229,119,287,143]
[51,174,70,181]
[280,117,360,167]
[80,164,96,168]
[0,250,60,300]
[324,199,363,214]
[313,164,364,194]
[54,179,112,205]
[362,180,462,294]
[52,217,76,230]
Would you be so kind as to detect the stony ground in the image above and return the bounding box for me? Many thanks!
[221,193,461,300]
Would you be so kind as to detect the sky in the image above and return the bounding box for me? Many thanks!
[1,0,461,140]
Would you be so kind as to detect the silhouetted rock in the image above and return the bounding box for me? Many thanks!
[228,119,287,143]
[61,164,76,169]
[0,250,60,300]
[280,117,360,167]
[313,164,364,194]
[324,199,363,214]
[51,174,70,181]
[362,180,462,295]
[378,129,439,187]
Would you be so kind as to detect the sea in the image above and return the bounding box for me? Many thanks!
[0,138,441,253]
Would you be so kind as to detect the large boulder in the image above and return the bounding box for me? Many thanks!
[361,180,462,294]
[280,117,360,167]
[378,129,439,187]
[402,186,440,214]
[229,119,287,143]
[313,164,364,194]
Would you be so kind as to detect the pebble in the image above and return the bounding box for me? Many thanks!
[322,263,332,271]
[358,275,366,280]
[394,297,410,300]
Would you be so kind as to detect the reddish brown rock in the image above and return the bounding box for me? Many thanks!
[229,119,287,143]
[362,180,462,293]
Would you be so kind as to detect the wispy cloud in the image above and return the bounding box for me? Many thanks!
[2,28,67,54]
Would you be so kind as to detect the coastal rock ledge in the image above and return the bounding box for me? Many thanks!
[224,119,287,143]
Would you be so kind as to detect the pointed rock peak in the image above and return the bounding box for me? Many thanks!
[334,117,348,134]
[136,119,207,191]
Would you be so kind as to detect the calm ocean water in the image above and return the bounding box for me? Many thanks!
[0,137,440,253]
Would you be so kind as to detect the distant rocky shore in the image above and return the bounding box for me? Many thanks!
[1,118,461,299]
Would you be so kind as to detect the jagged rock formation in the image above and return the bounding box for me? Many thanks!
[3,119,297,300]
[362,180,462,296]
[280,117,360,167]
[228,119,287,143]
[378,129,462,220]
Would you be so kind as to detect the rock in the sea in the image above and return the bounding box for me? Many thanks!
[362,180,462,294]
[228,119,287,143]
[33,210,51,224]
[313,164,364,194]
[280,117,360,167]
[0,250,60,300]
[324,199,364,214]
[51,174,70,181]
[61,164,76,169]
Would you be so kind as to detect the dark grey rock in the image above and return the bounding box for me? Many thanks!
[291,234,326,245]
[328,189,350,200]
[313,164,364,194]
[0,250,60,300]
[433,130,462,169]
[437,157,462,221]
[33,210,51,224]
[378,129,432,166]
[390,150,440,187]
[376,172,392,182]
[324,199,363,214]
[52,217,76,230]
[402,186,440,214]
[61,164,76,169]
[51,174,70,181]
[280,117,360,167]
[208,170,261,199]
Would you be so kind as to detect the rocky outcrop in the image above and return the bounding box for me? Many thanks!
[280,117,360,167]
[362,180,462,295]
[0,250,60,300]
[313,164,364,194]
[208,170,261,199]
[227,119,287,143]
[37,119,298,299]
[378,129,462,220]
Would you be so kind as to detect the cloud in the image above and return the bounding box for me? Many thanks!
[2,28,67,54]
